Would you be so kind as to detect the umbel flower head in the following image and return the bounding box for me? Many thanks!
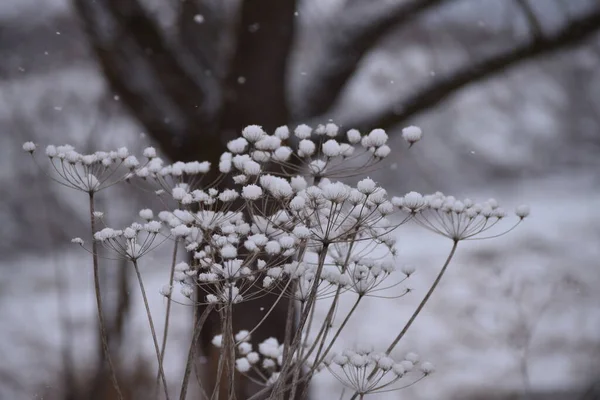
[394,192,529,241]
[94,220,162,261]
[23,143,149,193]
[325,349,433,396]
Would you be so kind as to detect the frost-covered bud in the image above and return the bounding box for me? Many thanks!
[333,355,348,366]
[402,192,426,211]
[143,147,156,158]
[22,142,37,153]
[139,209,153,220]
[290,196,306,211]
[172,187,187,201]
[405,352,419,363]
[325,123,339,137]
[242,125,266,142]
[347,129,361,144]
[339,143,354,157]
[212,334,223,348]
[392,363,405,377]
[243,160,261,175]
[248,151,268,164]
[180,285,194,298]
[377,356,394,371]
[228,138,248,154]
[274,125,290,140]
[265,241,281,255]
[124,155,139,169]
[375,145,391,158]
[294,124,312,139]
[298,139,316,157]
[236,358,251,373]
[45,145,57,157]
[263,276,274,288]
[117,147,129,159]
[273,146,292,161]
[219,189,239,202]
[233,174,248,184]
[238,342,252,355]
[145,221,161,233]
[93,211,104,218]
[516,204,530,219]
[171,224,191,237]
[402,126,422,145]
[322,139,341,157]
[160,284,172,297]
[206,294,218,303]
[420,361,435,375]
[357,178,377,194]
[235,330,251,343]
[242,184,262,200]
[220,245,237,259]
[219,159,232,173]
[290,176,307,192]
[293,225,310,239]
[401,264,416,276]
[255,136,281,151]
[400,360,414,372]
[71,237,84,245]
[247,352,260,364]
[322,182,349,203]
[367,129,388,147]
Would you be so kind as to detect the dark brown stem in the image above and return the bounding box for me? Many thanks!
[158,239,179,384]
[89,192,123,400]
[132,259,170,400]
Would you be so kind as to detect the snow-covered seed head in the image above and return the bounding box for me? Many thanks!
[402,192,426,211]
[357,178,377,194]
[274,125,290,140]
[420,361,435,375]
[22,142,37,153]
[242,184,263,200]
[515,204,530,219]
[294,124,312,139]
[139,209,154,220]
[402,126,422,145]
[401,264,416,276]
[143,147,157,158]
[242,125,266,142]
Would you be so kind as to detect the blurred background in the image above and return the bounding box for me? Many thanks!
[1,0,600,399]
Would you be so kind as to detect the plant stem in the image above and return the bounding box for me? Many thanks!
[348,240,459,400]
[132,259,170,400]
[89,192,123,400]
[158,239,179,384]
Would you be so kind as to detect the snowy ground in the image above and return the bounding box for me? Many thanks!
[2,171,599,399]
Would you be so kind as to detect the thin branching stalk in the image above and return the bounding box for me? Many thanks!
[89,192,123,400]
[269,245,330,398]
[348,240,459,400]
[132,259,170,400]
[386,240,458,354]
[158,238,179,384]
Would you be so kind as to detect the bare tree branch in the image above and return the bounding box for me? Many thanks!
[343,7,600,133]
[297,0,447,119]
[73,0,220,161]
[515,0,543,40]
